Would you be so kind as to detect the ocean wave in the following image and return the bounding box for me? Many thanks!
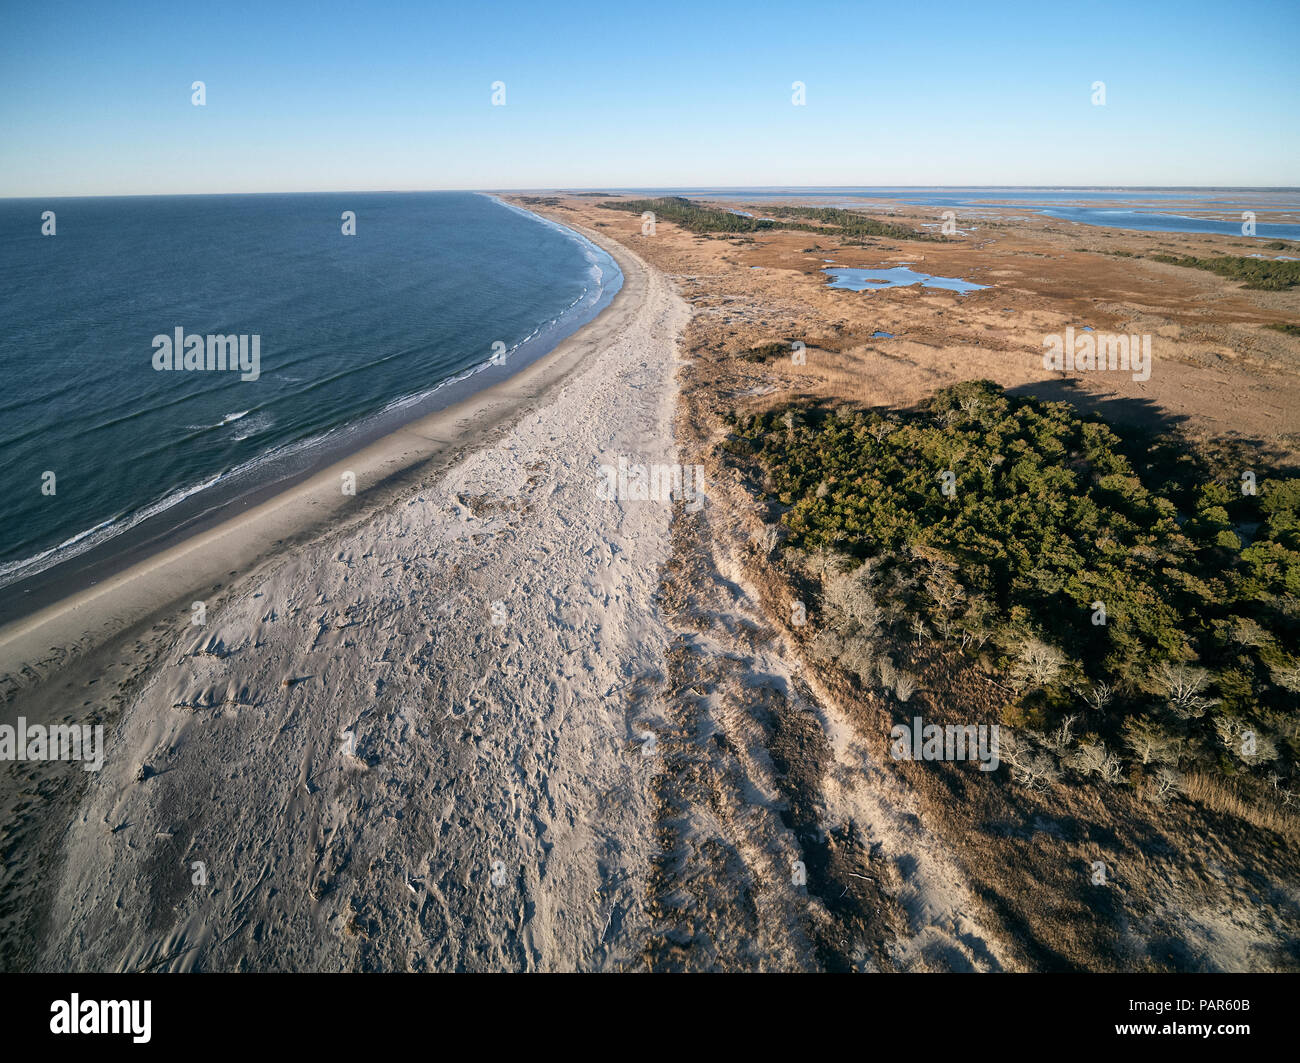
[232,412,272,441]
[0,470,221,588]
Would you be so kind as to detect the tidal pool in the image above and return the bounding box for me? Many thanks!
[823,266,988,295]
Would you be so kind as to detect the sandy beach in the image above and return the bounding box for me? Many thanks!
[0,218,693,970]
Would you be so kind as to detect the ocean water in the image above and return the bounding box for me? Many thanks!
[0,192,619,589]
[640,187,1300,239]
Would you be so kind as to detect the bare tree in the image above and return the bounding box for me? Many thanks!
[1011,637,1066,691]
[1002,733,1060,792]
[1212,714,1278,766]
[1152,766,1183,804]
[839,636,876,686]
[1073,741,1122,783]
[1045,713,1079,755]
[812,627,845,665]
[802,547,850,583]
[1152,662,1218,719]
[824,565,884,637]
[1080,681,1113,715]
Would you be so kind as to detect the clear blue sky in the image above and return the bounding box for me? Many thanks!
[2,0,1296,196]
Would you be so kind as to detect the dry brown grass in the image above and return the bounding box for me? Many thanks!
[1181,771,1300,842]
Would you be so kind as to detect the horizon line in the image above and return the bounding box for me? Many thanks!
[4,184,1300,202]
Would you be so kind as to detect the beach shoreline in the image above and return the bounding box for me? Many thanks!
[0,196,620,628]
[0,214,641,685]
[0,209,690,972]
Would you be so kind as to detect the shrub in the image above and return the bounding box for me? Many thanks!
[730,381,1300,795]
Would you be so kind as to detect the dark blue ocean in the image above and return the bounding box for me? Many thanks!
[0,192,619,587]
